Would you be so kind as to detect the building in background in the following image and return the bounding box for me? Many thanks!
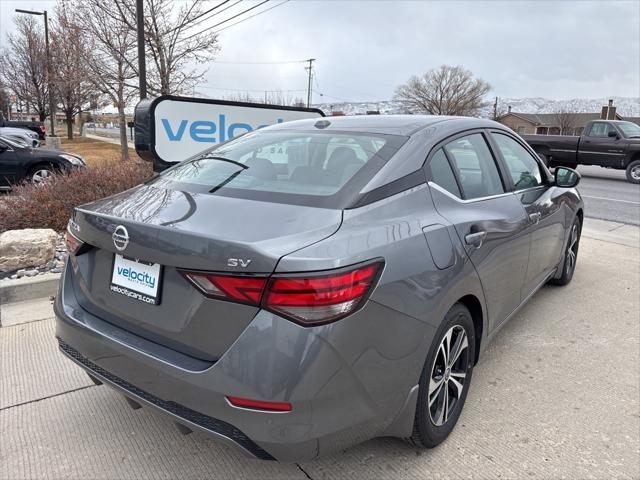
[498,100,640,135]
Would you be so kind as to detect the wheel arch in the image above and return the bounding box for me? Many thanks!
[457,294,483,365]
[27,160,59,175]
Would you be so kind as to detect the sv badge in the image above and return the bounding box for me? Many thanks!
[227,258,252,268]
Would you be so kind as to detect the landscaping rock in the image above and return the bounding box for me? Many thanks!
[0,229,59,272]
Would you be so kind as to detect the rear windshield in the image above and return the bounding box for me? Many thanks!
[151,129,407,208]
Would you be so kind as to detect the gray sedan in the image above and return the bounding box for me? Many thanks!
[55,115,583,461]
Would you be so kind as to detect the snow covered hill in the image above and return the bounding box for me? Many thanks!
[314,96,640,118]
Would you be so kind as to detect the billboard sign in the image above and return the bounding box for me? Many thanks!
[135,95,325,171]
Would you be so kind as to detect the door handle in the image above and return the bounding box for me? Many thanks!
[465,231,487,249]
[529,212,541,224]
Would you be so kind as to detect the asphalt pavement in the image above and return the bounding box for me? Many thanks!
[576,165,640,225]
[1,229,639,479]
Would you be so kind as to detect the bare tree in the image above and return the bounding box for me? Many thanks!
[0,81,10,119]
[99,0,220,96]
[0,15,49,121]
[51,4,92,140]
[552,107,580,135]
[68,0,138,159]
[394,65,491,117]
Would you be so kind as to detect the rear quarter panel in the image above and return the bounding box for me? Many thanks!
[276,185,487,437]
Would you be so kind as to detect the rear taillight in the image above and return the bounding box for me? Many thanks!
[264,262,383,325]
[180,272,267,306]
[180,260,383,326]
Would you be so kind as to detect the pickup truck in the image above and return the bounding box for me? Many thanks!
[0,112,46,140]
[522,120,640,184]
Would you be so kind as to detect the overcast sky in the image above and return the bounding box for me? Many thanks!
[1,0,639,103]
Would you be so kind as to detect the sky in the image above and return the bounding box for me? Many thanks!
[1,0,639,104]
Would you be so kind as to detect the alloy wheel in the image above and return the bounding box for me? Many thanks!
[31,169,53,185]
[429,325,469,427]
[631,165,640,182]
[566,224,579,274]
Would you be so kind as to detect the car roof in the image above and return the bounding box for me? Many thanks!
[266,114,506,136]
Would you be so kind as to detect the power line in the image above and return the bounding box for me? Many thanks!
[181,0,270,42]
[212,59,306,65]
[177,0,244,34]
[197,85,306,93]
[212,0,290,34]
[166,0,235,34]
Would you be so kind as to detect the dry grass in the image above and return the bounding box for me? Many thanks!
[59,137,139,168]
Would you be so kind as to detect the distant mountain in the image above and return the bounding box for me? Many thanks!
[314,96,640,118]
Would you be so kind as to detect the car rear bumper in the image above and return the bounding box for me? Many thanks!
[54,261,427,461]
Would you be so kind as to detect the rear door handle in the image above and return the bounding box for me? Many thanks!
[465,231,487,249]
[529,212,541,224]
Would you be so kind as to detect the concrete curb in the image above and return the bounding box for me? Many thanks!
[0,273,60,306]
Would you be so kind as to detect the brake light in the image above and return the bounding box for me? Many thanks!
[180,272,267,306]
[65,229,84,255]
[226,396,292,412]
[180,260,383,325]
[264,262,383,325]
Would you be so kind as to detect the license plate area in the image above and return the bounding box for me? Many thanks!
[110,254,162,305]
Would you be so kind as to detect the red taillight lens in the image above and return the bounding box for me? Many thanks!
[180,272,267,306]
[264,262,383,325]
[226,396,292,412]
[65,229,84,255]
[181,260,383,325]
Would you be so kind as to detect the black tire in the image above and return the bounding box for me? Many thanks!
[27,164,55,185]
[549,216,581,286]
[626,160,640,184]
[409,303,476,449]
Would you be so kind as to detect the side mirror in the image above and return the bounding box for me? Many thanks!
[555,167,580,188]
[608,130,619,139]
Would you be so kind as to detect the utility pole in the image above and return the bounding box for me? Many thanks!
[305,58,315,108]
[136,0,147,99]
[15,9,55,136]
[493,96,498,120]
[43,11,54,136]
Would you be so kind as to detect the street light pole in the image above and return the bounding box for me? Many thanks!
[15,9,55,137]
[136,0,147,99]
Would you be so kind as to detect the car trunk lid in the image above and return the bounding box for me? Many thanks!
[69,184,342,361]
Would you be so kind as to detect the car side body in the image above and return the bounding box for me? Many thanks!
[0,127,40,148]
[0,137,86,190]
[54,115,583,461]
[0,113,47,139]
[523,119,640,183]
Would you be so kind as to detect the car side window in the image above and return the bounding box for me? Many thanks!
[492,133,543,189]
[443,134,504,199]
[588,122,616,138]
[428,148,461,198]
